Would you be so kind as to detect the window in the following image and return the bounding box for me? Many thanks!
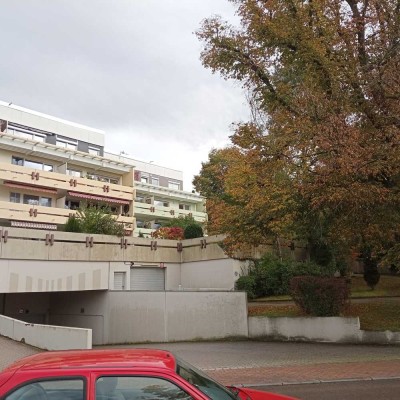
[23,195,52,207]
[177,358,235,400]
[56,138,78,150]
[141,175,149,184]
[11,129,46,142]
[151,177,159,186]
[67,168,82,177]
[11,156,24,166]
[168,181,180,190]
[86,172,119,184]
[154,199,169,207]
[65,200,80,210]
[23,194,39,205]
[12,156,53,172]
[96,376,191,400]
[179,204,190,210]
[40,197,52,207]
[6,379,84,400]
[10,192,20,203]
[88,146,100,156]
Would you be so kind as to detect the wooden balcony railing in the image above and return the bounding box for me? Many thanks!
[0,162,134,201]
[134,202,206,222]
[0,200,134,232]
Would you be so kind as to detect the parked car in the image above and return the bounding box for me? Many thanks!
[0,349,296,400]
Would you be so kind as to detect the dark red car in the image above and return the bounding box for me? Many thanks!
[0,349,296,400]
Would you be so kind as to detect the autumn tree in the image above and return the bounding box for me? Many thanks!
[195,0,400,262]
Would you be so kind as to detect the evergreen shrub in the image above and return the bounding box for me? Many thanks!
[290,276,350,316]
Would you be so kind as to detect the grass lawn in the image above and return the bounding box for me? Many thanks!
[252,274,400,302]
[248,274,400,331]
[249,298,400,331]
[350,274,400,298]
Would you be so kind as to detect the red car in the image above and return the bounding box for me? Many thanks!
[0,349,296,400]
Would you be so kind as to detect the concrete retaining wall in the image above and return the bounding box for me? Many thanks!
[0,314,92,350]
[249,316,400,344]
[50,291,248,345]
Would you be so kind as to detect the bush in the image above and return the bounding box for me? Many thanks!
[184,223,203,239]
[64,204,125,236]
[244,253,334,298]
[151,227,184,240]
[235,275,257,299]
[64,215,82,233]
[290,276,350,316]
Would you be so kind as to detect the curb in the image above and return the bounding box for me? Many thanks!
[239,376,400,388]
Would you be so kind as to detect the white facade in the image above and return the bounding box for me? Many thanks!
[0,101,206,236]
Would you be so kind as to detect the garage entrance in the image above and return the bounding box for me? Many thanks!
[130,267,165,290]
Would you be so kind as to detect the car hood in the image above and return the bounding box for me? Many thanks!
[229,386,298,400]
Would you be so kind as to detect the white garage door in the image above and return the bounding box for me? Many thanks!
[130,267,165,290]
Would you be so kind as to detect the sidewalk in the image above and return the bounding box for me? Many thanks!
[2,336,400,387]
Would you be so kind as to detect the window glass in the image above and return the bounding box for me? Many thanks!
[23,195,39,205]
[33,134,46,142]
[11,156,53,171]
[67,169,82,177]
[40,197,52,207]
[141,176,148,184]
[88,147,100,156]
[179,204,190,210]
[23,160,43,170]
[57,139,77,150]
[10,192,20,203]
[6,379,84,400]
[151,177,159,186]
[177,358,236,400]
[96,376,191,400]
[154,200,169,207]
[12,156,24,166]
[168,181,180,190]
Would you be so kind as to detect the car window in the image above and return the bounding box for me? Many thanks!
[96,376,192,400]
[176,359,236,400]
[5,379,84,400]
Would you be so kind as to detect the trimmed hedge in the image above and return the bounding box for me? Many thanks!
[235,253,334,298]
[290,276,350,316]
[184,223,204,239]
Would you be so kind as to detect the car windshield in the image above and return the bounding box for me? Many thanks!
[176,358,237,400]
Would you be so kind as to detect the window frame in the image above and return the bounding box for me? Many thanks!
[3,376,87,400]
[93,374,195,400]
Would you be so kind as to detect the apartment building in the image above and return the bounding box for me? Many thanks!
[0,101,206,236]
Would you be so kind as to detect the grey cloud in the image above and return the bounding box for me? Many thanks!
[0,0,249,186]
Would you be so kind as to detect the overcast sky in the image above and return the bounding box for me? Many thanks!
[0,0,249,190]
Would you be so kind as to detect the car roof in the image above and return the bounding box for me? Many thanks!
[3,349,177,373]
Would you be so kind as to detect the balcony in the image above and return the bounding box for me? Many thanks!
[0,200,134,234]
[0,162,134,202]
[134,202,206,223]
[0,162,135,234]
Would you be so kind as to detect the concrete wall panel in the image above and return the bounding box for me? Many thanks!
[181,259,241,290]
[106,292,166,344]
[166,292,248,342]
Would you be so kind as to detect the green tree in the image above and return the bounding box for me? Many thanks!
[196,0,400,263]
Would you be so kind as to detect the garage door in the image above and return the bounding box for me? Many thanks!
[130,267,165,290]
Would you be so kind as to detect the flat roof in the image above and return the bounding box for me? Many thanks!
[0,101,104,135]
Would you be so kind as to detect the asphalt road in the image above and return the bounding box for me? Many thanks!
[255,379,400,400]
